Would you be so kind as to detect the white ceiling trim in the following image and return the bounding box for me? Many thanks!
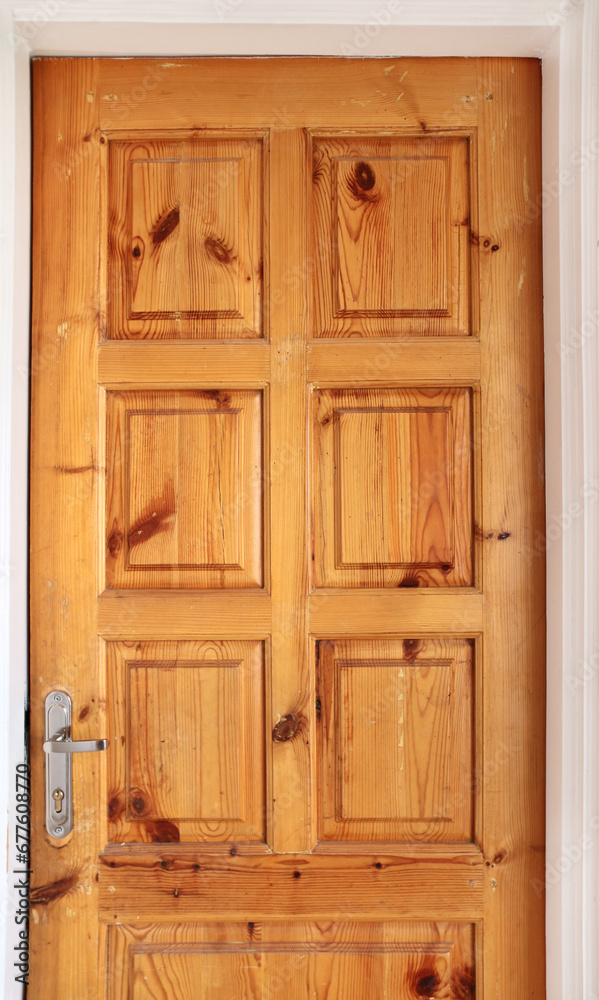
[5,0,567,26]
[20,23,556,59]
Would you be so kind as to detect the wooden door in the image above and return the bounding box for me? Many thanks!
[29,57,545,999]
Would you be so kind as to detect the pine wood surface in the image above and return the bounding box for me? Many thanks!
[105,640,266,845]
[98,341,271,386]
[29,56,545,1000]
[105,388,263,589]
[476,57,546,1000]
[106,921,474,1000]
[307,339,481,386]
[312,386,473,589]
[312,135,471,338]
[29,58,106,1000]
[108,137,264,339]
[98,852,484,923]
[316,638,474,844]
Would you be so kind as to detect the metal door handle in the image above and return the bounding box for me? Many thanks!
[44,691,109,840]
[43,738,109,754]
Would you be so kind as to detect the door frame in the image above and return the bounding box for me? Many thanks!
[1,3,597,999]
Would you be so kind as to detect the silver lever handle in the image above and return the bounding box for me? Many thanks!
[43,738,109,754]
[44,691,109,840]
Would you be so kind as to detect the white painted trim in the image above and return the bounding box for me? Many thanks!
[9,0,566,26]
[0,12,17,1000]
[0,11,31,1000]
[1,3,597,999]
[579,1,599,996]
[16,22,557,58]
[0,11,30,1000]
[546,11,585,999]
[540,23,566,995]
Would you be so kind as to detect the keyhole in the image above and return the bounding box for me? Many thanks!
[52,788,64,814]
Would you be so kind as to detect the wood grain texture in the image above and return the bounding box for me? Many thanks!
[317,638,473,843]
[105,389,263,589]
[106,921,474,1000]
[312,387,473,588]
[98,591,272,639]
[307,339,480,386]
[30,56,544,1000]
[476,57,546,1000]
[309,591,483,636]
[312,136,471,337]
[268,129,312,853]
[98,58,479,131]
[98,852,484,922]
[99,341,270,386]
[29,58,105,1000]
[105,640,266,845]
[108,137,263,338]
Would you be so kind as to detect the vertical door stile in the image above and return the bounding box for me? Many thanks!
[268,128,312,853]
[476,57,546,998]
[30,58,105,997]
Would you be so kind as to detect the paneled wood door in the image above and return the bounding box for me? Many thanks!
[29,58,545,999]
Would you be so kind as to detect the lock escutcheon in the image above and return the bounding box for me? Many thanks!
[44,691,109,840]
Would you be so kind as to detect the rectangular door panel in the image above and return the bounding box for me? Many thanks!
[312,387,473,588]
[317,637,474,843]
[105,389,264,589]
[107,921,475,1000]
[105,640,266,845]
[312,135,471,338]
[109,137,264,339]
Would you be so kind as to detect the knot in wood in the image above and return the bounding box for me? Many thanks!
[272,713,299,742]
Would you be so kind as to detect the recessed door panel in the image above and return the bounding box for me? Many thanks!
[108,137,264,339]
[312,136,471,338]
[108,921,475,1000]
[106,639,266,845]
[313,387,473,588]
[317,637,474,843]
[105,389,263,589]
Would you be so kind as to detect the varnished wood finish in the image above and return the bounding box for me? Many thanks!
[307,339,481,386]
[105,388,263,589]
[109,136,264,339]
[309,590,483,636]
[268,129,312,853]
[105,640,266,844]
[312,386,473,588]
[476,58,546,1000]
[98,341,270,387]
[98,591,272,638]
[30,57,545,1000]
[97,58,479,131]
[98,852,484,922]
[106,921,474,1000]
[312,136,471,338]
[30,58,105,1000]
[317,637,474,843]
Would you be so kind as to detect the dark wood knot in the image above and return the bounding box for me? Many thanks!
[272,713,299,742]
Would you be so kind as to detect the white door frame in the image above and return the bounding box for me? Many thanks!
[1,3,597,998]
